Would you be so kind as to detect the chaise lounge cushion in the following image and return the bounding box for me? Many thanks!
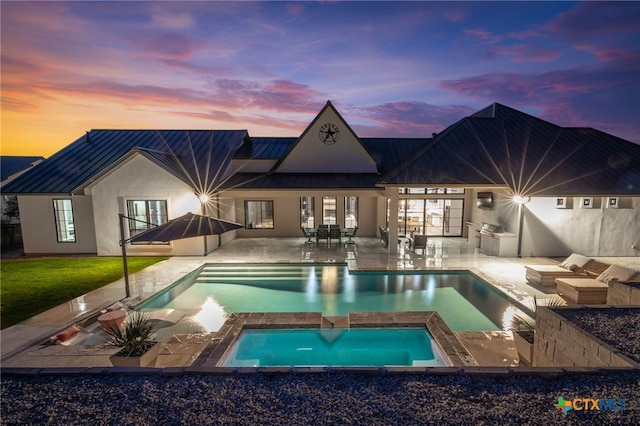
[556,278,609,304]
[556,265,639,304]
[596,264,639,284]
[557,253,593,272]
[524,253,593,287]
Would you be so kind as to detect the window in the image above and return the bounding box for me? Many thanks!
[300,197,315,228]
[344,196,358,228]
[245,200,274,229]
[53,199,76,242]
[399,187,465,195]
[322,196,337,225]
[127,200,168,244]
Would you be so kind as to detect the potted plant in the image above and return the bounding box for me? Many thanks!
[511,296,564,366]
[103,311,160,367]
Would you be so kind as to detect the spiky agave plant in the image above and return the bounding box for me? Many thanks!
[103,311,156,357]
[511,296,565,343]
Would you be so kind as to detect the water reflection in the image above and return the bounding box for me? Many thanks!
[193,296,227,332]
[304,266,319,302]
[501,306,516,330]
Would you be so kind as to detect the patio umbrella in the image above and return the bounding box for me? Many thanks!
[129,212,243,243]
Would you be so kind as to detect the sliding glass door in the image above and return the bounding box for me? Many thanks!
[398,199,464,236]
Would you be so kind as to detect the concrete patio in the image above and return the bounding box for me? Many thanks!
[2,236,638,369]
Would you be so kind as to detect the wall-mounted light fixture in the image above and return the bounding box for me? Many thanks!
[513,195,530,205]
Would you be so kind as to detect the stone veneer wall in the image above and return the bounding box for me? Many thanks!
[533,307,638,368]
[607,281,640,305]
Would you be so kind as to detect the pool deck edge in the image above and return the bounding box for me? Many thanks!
[192,311,478,369]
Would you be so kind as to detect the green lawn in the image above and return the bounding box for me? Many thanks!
[0,257,167,329]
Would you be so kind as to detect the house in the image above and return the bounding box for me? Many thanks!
[1,156,44,223]
[2,102,639,257]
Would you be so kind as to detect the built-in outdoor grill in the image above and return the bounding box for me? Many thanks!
[479,223,517,257]
[479,223,504,237]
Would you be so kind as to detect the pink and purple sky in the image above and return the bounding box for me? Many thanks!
[2,1,639,156]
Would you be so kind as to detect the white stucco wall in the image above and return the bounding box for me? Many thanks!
[229,189,381,238]
[87,154,231,256]
[276,108,377,173]
[521,196,640,257]
[18,195,97,254]
[469,189,519,234]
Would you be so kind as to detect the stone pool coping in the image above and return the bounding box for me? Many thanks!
[191,311,478,369]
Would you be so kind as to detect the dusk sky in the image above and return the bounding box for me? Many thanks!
[2,1,639,157]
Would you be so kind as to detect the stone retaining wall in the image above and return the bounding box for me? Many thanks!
[533,307,638,368]
[607,281,640,305]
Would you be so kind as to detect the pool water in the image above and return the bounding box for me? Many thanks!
[139,264,529,334]
[221,328,449,367]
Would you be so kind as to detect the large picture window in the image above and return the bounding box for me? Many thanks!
[245,200,274,229]
[344,196,358,228]
[322,196,337,225]
[300,197,315,228]
[53,199,76,242]
[127,200,168,244]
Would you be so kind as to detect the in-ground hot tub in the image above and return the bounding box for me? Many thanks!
[220,327,450,367]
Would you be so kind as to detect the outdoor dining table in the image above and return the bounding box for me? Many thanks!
[305,227,350,236]
[305,227,351,245]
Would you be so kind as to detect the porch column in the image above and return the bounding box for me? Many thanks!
[386,188,399,254]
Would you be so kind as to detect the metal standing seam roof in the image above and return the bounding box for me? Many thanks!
[2,130,249,194]
[217,138,430,190]
[0,156,44,182]
[4,104,638,196]
[233,137,298,159]
[218,172,381,190]
[380,103,640,196]
[360,138,429,176]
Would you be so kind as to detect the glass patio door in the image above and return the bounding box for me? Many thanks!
[425,199,463,236]
[398,199,464,236]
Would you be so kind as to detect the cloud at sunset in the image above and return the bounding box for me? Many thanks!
[1,1,638,156]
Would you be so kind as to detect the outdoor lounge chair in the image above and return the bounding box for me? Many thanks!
[302,227,316,244]
[556,264,639,304]
[524,253,593,287]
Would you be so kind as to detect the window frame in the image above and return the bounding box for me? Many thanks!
[53,198,76,243]
[126,199,169,245]
[300,196,315,228]
[244,200,275,229]
[344,196,358,228]
[322,196,337,225]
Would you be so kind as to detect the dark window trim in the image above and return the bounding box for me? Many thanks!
[52,198,76,243]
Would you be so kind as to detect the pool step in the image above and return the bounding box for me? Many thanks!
[322,316,350,328]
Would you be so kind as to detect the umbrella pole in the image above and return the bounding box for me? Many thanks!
[119,213,131,298]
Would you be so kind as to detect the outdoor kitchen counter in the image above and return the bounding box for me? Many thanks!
[480,232,517,257]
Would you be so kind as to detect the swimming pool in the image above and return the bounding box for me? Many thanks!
[221,328,449,367]
[138,263,530,336]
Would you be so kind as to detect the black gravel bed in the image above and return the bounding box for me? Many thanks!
[557,308,640,363]
[2,372,639,425]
